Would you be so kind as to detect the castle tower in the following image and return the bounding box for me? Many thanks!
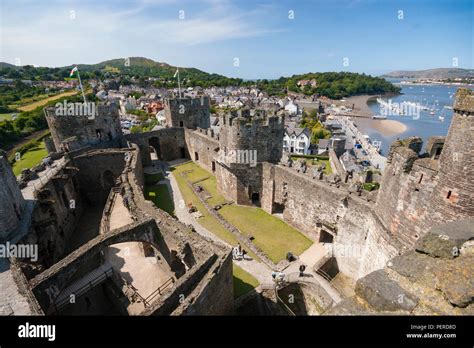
[375,89,474,250]
[428,88,474,222]
[218,108,285,164]
[164,97,210,129]
[0,152,25,241]
[44,102,123,152]
[215,108,285,205]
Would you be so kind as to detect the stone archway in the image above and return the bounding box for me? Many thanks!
[148,137,162,161]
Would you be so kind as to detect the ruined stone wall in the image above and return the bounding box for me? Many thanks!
[179,251,234,315]
[123,144,234,315]
[214,162,239,202]
[0,154,25,241]
[326,219,474,315]
[184,128,219,173]
[125,127,186,166]
[71,149,127,204]
[217,163,263,205]
[261,163,399,279]
[23,163,84,275]
[29,219,166,312]
[164,97,210,129]
[44,103,123,152]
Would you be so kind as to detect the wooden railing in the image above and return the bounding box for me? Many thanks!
[144,277,175,305]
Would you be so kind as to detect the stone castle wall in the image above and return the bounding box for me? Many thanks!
[71,149,128,204]
[184,128,219,173]
[27,163,84,272]
[428,91,474,224]
[44,103,123,152]
[219,109,284,164]
[375,146,440,249]
[261,163,399,278]
[125,127,186,166]
[0,154,26,241]
[375,89,474,251]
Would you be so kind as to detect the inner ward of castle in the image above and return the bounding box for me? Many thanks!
[1,89,473,316]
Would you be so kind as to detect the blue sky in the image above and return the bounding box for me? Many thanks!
[0,0,472,79]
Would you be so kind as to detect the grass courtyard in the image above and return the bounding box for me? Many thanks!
[171,161,313,264]
[233,264,259,299]
[220,205,312,263]
[170,162,246,253]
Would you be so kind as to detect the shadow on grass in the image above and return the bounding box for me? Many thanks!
[145,184,175,216]
[233,275,256,299]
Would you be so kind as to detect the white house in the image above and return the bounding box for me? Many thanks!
[284,100,298,115]
[155,109,166,124]
[283,127,312,155]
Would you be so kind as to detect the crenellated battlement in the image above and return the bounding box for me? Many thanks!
[222,108,284,130]
[195,127,219,140]
[165,96,210,108]
[453,87,474,114]
[218,108,285,164]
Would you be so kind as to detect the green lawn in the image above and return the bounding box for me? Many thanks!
[233,264,259,299]
[171,162,260,261]
[11,90,79,112]
[0,113,13,121]
[171,161,312,264]
[12,141,48,176]
[220,205,312,263]
[145,184,175,216]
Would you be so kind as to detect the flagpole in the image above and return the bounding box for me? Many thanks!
[177,69,182,98]
[76,68,87,104]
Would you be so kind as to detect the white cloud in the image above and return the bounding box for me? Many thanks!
[0,0,281,65]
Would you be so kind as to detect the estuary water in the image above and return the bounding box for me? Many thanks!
[359,80,473,155]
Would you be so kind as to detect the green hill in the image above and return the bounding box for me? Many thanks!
[253,72,401,99]
[0,57,242,87]
[0,57,400,98]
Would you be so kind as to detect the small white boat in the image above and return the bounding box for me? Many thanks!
[430,111,435,115]
[439,116,445,121]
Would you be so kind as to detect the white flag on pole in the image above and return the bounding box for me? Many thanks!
[70,66,78,77]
